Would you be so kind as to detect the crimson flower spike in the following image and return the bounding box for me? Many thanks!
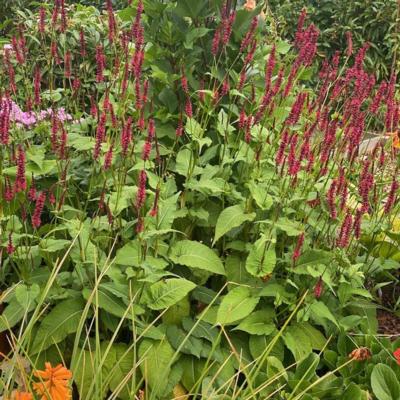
[135,170,147,210]
[337,211,353,248]
[32,191,46,228]
[39,6,46,34]
[292,233,305,262]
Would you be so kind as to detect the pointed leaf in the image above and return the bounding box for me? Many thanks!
[31,298,85,354]
[147,278,196,310]
[216,287,259,325]
[170,240,225,275]
[213,205,255,244]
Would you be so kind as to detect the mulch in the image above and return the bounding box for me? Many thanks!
[377,309,400,338]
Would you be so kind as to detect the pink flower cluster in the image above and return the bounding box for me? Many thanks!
[0,98,72,127]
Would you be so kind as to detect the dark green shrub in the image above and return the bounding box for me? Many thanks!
[267,0,400,80]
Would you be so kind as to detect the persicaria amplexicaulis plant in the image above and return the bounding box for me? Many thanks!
[0,2,399,397]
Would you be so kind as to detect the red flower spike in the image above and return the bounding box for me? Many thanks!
[314,276,323,299]
[135,170,147,210]
[6,233,15,255]
[393,348,400,365]
[32,191,46,228]
[293,233,305,262]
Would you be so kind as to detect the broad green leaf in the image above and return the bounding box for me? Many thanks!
[283,324,312,362]
[186,177,226,196]
[294,353,319,381]
[147,278,196,310]
[371,363,400,400]
[39,238,71,253]
[185,118,203,139]
[275,218,303,236]
[82,287,134,320]
[166,325,208,358]
[283,323,326,362]
[309,301,339,327]
[234,310,276,335]
[73,349,104,400]
[343,383,368,400]
[180,355,206,392]
[138,339,174,396]
[182,317,219,343]
[245,237,276,277]
[31,298,85,354]
[297,249,333,267]
[175,0,207,18]
[185,27,210,49]
[170,240,225,275]
[248,183,273,210]
[174,148,201,177]
[266,356,288,381]
[68,131,95,151]
[103,342,137,399]
[115,240,142,266]
[213,205,255,244]
[216,287,259,325]
[15,284,40,310]
[107,186,137,215]
[163,296,191,325]
[0,301,27,332]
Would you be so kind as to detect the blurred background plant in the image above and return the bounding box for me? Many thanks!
[266,0,400,80]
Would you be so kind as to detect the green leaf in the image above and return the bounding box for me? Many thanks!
[138,339,174,395]
[343,383,368,400]
[68,131,95,151]
[115,240,142,266]
[103,342,137,399]
[233,310,276,335]
[309,301,339,327]
[248,183,273,210]
[275,218,303,236]
[216,287,259,325]
[213,205,255,244]
[39,238,71,253]
[185,118,204,139]
[82,286,134,320]
[297,249,333,267]
[175,0,207,18]
[170,240,225,275]
[283,323,326,362]
[31,298,85,354]
[107,186,137,215]
[245,237,276,277]
[185,27,210,49]
[371,363,400,400]
[0,301,27,332]
[15,284,40,310]
[147,278,196,310]
[166,325,207,358]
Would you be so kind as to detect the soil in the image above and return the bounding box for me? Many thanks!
[377,283,400,339]
[377,309,400,338]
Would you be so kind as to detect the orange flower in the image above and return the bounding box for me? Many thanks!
[393,348,400,365]
[387,131,400,149]
[244,0,256,11]
[33,362,72,400]
[349,347,371,361]
[12,391,33,400]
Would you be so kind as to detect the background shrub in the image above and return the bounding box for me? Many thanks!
[267,0,400,80]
